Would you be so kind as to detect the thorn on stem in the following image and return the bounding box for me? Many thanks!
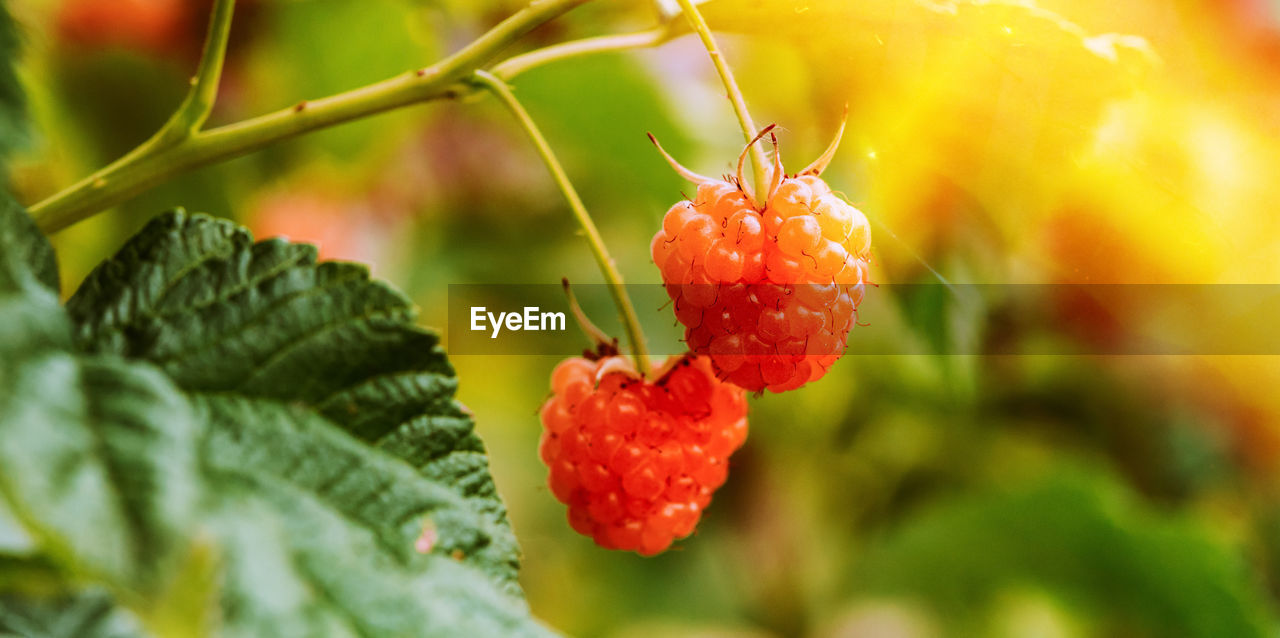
[293,101,308,113]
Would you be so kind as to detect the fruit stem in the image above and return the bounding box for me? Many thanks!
[28,0,592,233]
[736,123,775,196]
[672,0,769,206]
[472,70,652,373]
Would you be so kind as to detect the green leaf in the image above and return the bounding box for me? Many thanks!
[68,212,439,405]
[854,469,1275,637]
[0,200,70,584]
[0,287,69,374]
[0,590,147,638]
[0,353,201,590]
[198,395,520,593]
[177,365,544,636]
[38,210,549,634]
[67,211,520,588]
[208,479,549,638]
[253,493,546,638]
[0,499,34,556]
[0,555,64,593]
[0,198,67,365]
[0,209,549,635]
[0,2,28,167]
[0,194,58,295]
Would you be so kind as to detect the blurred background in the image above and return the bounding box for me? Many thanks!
[9,0,1280,635]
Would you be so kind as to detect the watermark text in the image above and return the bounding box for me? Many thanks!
[470,306,567,339]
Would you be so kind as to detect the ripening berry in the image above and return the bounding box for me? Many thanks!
[648,123,871,393]
[538,355,749,556]
[57,0,188,56]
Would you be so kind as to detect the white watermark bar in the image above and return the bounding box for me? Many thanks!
[469,306,567,338]
[445,283,1280,355]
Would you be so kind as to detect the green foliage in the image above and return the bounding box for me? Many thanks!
[0,194,57,294]
[0,353,201,589]
[0,590,146,638]
[855,469,1274,637]
[0,2,26,166]
[0,204,552,637]
[66,211,520,588]
[895,283,956,355]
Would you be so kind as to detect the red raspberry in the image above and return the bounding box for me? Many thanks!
[538,354,749,555]
[649,125,872,393]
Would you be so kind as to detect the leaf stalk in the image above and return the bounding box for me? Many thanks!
[471,70,652,373]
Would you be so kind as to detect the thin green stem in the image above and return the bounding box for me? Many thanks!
[491,26,674,80]
[29,0,590,234]
[671,0,768,203]
[471,70,652,373]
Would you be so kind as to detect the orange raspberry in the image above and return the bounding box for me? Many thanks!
[649,123,872,393]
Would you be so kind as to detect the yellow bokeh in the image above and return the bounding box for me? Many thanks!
[702,0,1280,471]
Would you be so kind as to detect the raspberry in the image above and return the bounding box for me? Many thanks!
[538,354,749,555]
[649,125,872,393]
